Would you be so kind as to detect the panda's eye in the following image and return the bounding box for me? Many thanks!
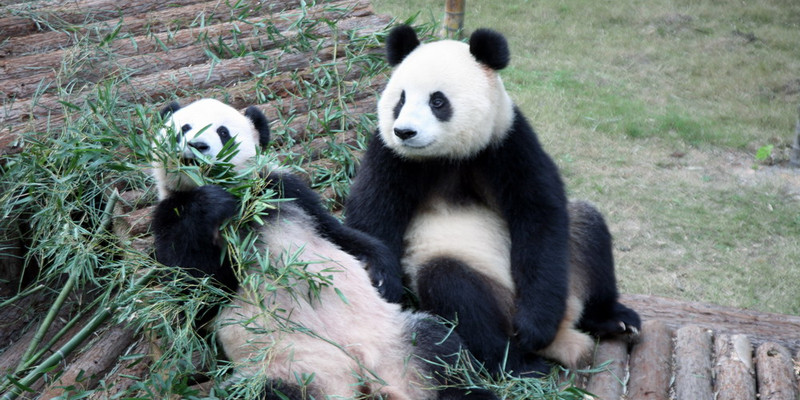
[181,124,192,134]
[429,91,452,122]
[217,126,231,145]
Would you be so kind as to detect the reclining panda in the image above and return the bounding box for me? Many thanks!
[150,98,498,400]
[345,26,641,375]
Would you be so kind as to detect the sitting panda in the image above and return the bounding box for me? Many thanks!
[344,26,641,375]
[150,98,498,400]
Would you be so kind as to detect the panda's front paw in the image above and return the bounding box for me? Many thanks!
[368,269,404,303]
[194,185,239,224]
[513,310,559,352]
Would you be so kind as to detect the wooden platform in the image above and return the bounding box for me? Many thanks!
[579,295,800,400]
[1,0,799,399]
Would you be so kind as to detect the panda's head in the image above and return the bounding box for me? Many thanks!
[152,98,270,199]
[377,25,515,160]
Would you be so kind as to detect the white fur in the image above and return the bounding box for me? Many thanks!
[403,197,592,368]
[377,39,514,160]
[216,203,432,399]
[153,99,259,199]
[403,198,513,294]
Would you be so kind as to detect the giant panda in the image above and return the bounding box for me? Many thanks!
[150,98,498,400]
[344,26,641,375]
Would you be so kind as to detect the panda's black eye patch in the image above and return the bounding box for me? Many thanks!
[176,124,192,143]
[429,91,452,122]
[393,90,405,120]
[217,126,231,145]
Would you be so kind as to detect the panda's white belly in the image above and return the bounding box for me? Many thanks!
[215,206,425,398]
[403,198,514,294]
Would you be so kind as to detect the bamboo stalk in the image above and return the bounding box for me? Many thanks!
[12,272,77,376]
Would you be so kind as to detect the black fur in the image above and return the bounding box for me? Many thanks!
[429,91,453,122]
[346,109,571,364]
[416,258,550,376]
[386,25,421,66]
[160,101,181,119]
[245,105,271,149]
[570,204,642,336]
[468,29,510,70]
[153,185,240,293]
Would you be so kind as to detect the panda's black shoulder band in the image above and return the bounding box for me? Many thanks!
[386,25,420,66]
[469,28,510,70]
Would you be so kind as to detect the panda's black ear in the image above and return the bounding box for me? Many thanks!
[386,25,420,66]
[245,106,270,149]
[469,28,510,70]
[160,101,181,119]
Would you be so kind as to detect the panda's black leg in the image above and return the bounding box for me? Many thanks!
[415,257,549,376]
[407,315,499,400]
[568,202,641,339]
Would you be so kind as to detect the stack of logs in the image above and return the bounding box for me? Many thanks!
[582,297,800,400]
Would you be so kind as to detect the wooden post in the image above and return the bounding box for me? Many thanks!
[755,342,798,400]
[790,105,800,168]
[585,338,629,400]
[443,0,465,39]
[714,334,756,400]
[628,320,673,400]
[674,325,714,400]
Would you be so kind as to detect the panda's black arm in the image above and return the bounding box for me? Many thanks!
[343,136,433,302]
[152,185,240,294]
[266,171,404,299]
[484,111,571,352]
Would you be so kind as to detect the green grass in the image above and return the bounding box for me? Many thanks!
[373,0,800,315]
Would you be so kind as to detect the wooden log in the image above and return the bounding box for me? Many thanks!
[627,320,673,400]
[755,342,799,400]
[0,0,304,57]
[621,294,800,354]
[584,338,629,400]
[0,291,55,349]
[0,305,87,397]
[38,325,135,399]
[0,0,205,39]
[0,0,377,99]
[673,325,713,400]
[85,339,152,400]
[714,334,756,400]
[795,348,800,393]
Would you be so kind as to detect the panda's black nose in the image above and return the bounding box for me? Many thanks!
[394,128,417,140]
[188,140,210,154]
